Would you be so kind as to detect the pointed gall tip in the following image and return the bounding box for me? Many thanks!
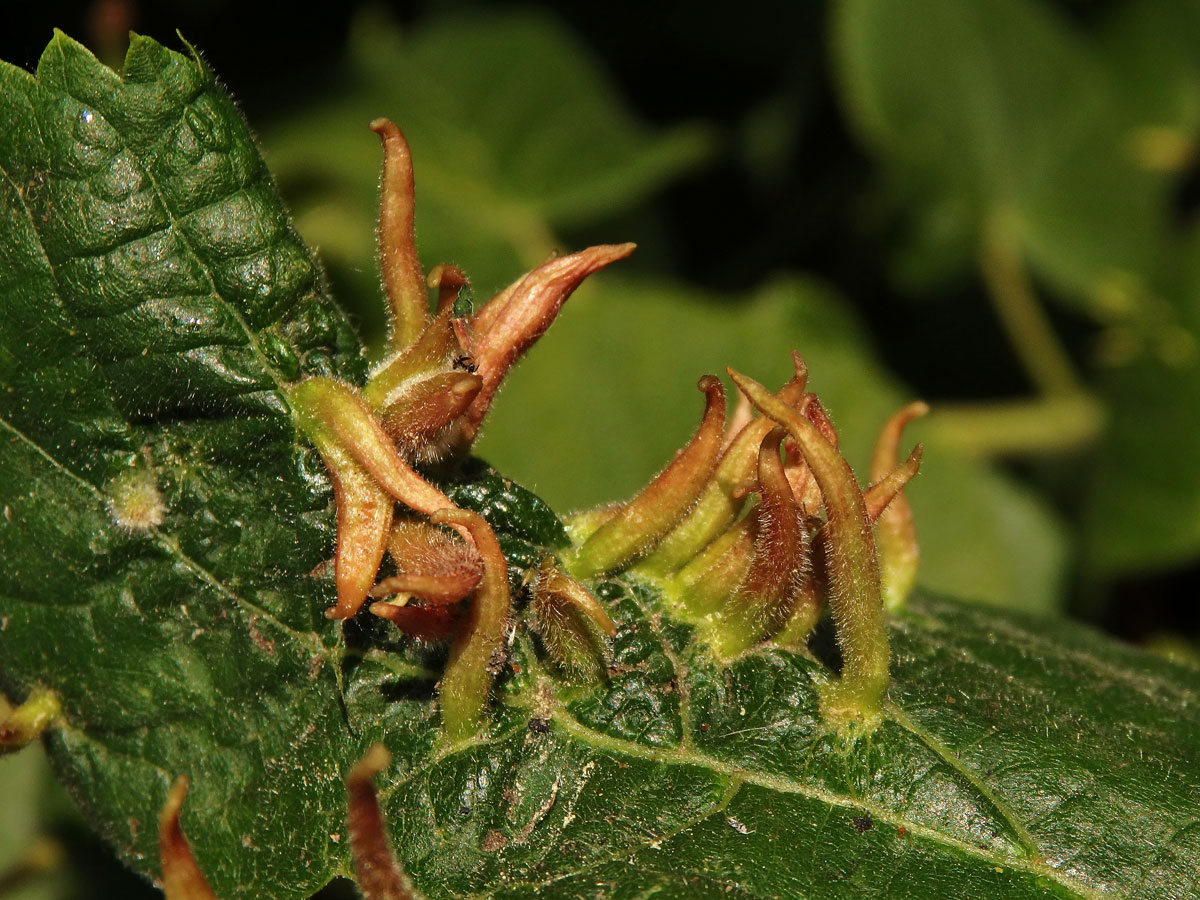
[570,374,727,578]
[605,241,638,261]
[790,351,807,378]
[347,746,417,900]
[780,352,810,403]
[369,117,400,139]
[696,375,726,421]
[350,743,392,782]
[159,776,220,900]
[726,368,754,397]
[865,442,924,523]
[871,401,930,483]
[460,242,638,446]
[371,117,427,352]
[536,557,618,637]
[427,264,467,290]
[428,263,470,314]
[555,242,637,270]
[369,600,398,617]
[428,507,462,529]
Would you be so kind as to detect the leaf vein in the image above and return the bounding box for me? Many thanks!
[50,76,292,395]
[885,701,1042,860]
[548,696,1110,900]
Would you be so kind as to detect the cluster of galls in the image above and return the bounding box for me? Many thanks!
[286,120,634,741]
[563,357,924,722]
[0,115,927,900]
[284,118,924,743]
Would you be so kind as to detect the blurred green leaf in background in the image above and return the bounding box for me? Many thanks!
[834,0,1200,594]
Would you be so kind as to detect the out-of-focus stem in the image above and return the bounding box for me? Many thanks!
[927,394,1103,457]
[980,215,1081,397]
[0,836,64,895]
[346,745,418,900]
[159,777,220,900]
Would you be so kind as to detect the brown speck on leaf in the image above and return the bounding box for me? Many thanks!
[246,615,276,656]
[481,830,507,852]
[527,717,551,734]
[486,644,508,675]
[852,815,873,834]
[127,817,140,839]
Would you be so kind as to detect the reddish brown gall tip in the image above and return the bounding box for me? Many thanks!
[159,776,220,900]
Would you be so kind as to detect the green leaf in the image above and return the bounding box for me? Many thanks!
[371,589,1200,900]
[477,274,1066,612]
[3,32,1199,900]
[1080,232,1200,578]
[261,8,713,346]
[834,0,1200,584]
[1096,0,1200,135]
[0,31,365,899]
[834,0,1169,313]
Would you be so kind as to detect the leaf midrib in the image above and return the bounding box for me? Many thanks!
[545,687,1107,900]
[373,643,1109,900]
